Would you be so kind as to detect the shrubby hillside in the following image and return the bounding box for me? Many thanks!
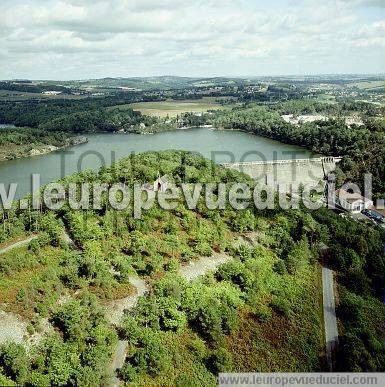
[0,151,384,385]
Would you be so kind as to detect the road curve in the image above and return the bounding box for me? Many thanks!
[322,265,338,371]
[178,252,232,281]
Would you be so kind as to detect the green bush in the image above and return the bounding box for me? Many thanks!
[0,343,30,385]
[129,331,172,376]
[207,347,233,374]
[270,297,291,317]
[254,304,272,323]
[273,259,287,275]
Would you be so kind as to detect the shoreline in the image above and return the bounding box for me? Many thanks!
[114,124,215,135]
[0,135,88,163]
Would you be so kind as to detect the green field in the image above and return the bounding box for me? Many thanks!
[128,97,228,117]
[315,94,337,104]
[350,80,385,90]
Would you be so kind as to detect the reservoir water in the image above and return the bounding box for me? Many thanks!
[0,128,313,198]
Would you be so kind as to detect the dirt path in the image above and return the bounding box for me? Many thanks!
[106,252,235,328]
[179,252,232,281]
[104,276,147,326]
[107,253,232,386]
[106,276,148,387]
[61,229,76,248]
[107,339,129,387]
[108,252,232,328]
[0,236,38,255]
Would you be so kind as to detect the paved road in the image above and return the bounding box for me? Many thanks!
[322,265,339,371]
[0,236,38,255]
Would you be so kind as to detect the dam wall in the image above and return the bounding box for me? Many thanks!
[221,157,342,186]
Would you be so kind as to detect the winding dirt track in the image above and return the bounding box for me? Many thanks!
[0,236,38,255]
[107,252,233,386]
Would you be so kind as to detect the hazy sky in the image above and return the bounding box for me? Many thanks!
[1,0,384,79]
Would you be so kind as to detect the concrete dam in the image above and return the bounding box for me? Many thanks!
[221,157,342,186]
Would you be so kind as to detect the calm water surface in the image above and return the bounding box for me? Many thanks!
[0,128,313,198]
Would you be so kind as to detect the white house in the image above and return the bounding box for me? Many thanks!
[42,90,61,95]
[335,188,373,213]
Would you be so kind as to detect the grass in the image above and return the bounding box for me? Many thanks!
[227,261,324,372]
[0,234,35,250]
[316,94,337,104]
[123,97,229,117]
[0,245,63,317]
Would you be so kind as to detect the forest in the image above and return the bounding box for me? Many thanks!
[0,127,83,161]
[0,151,384,385]
[0,96,166,160]
[0,96,153,132]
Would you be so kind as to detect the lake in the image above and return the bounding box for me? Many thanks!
[0,128,313,198]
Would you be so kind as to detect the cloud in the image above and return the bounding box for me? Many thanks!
[0,0,384,79]
[339,0,385,7]
[352,20,385,47]
[358,20,385,36]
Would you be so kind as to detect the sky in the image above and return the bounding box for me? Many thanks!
[0,0,384,80]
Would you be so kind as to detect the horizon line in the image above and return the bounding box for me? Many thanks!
[2,73,385,82]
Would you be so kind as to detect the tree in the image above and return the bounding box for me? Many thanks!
[216,260,253,291]
[0,343,30,385]
[129,331,171,376]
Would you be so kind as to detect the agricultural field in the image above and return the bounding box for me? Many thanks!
[315,94,337,104]
[0,89,85,102]
[350,80,385,90]
[128,97,229,117]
